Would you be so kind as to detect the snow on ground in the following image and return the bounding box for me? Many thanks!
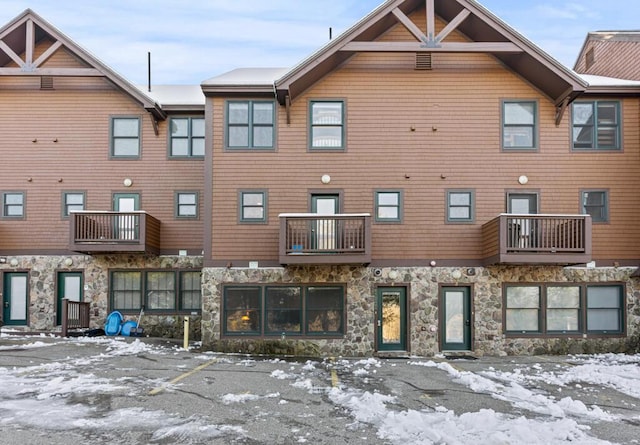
[0,333,638,444]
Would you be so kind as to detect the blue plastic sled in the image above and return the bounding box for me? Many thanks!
[104,311,123,336]
[120,320,138,337]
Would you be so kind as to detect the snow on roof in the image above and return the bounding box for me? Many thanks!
[201,67,289,87]
[136,85,205,107]
[578,74,640,87]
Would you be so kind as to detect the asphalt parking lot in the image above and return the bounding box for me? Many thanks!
[0,334,639,444]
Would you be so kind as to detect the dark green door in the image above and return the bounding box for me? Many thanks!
[2,272,29,326]
[56,272,83,325]
[376,287,407,351]
[441,287,472,351]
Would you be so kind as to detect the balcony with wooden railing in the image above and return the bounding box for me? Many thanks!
[279,213,371,265]
[69,211,161,254]
[482,214,592,265]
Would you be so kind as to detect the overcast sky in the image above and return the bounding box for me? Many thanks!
[2,1,639,85]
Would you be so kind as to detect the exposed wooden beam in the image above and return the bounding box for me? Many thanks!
[341,41,522,53]
[0,67,103,76]
[149,114,159,136]
[33,41,62,68]
[426,0,435,43]
[0,41,24,68]
[392,8,427,42]
[555,96,570,126]
[285,95,291,125]
[25,19,34,68]
[436,10,470,43]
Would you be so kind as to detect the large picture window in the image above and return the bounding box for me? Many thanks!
[223,285,345,336]
[571,101,620,150]
[110,270,201,313]
[504,284,624,335]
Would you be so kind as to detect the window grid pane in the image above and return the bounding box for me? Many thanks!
[180,271,201,311]
[241,192,265,222]
[265,287,302,334]
[572,101,620,150]
[224,287,261,334]
[146,272,176,310]
[376,192,400,221]
[505,286,540,332]
[177,193,198,217]
[112,118,140,157]
[228,102,274,148]
[503,101,536,149]
[311,101,344,148]
[170,118,205,157]
[64,193,85,216]
[448,191,473,222]
[111,272,142,310]
[582,191,607,222]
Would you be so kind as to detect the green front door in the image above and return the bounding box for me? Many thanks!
[56,272,83,325]
[376,287,407,351]
[441,287,472,351]
[2,272,29,326]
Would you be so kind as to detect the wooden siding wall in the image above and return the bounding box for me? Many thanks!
[575,39,640,80]
[0,44,204,254]
[210,11,640,264]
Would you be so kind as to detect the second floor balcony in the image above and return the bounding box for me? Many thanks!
[69,211,161,255]
[279,213,371,265]
[482,214,592,265]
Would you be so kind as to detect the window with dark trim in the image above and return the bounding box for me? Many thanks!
[239,191,266,223]
[110,270,201,313]
[63,192,85,217]
[572,101,620,150]
[170,117,204,157]
[176,192,198,218]
[226,101,275,149]
[223,285,345,336]
[111,117,140,157]
[310,101,344,149]
[581,190,608,223]
[375,190,401,222]
[502,100,537,150]
[446,190,474,223]
[2,191,24,218]
[504,283,624,335]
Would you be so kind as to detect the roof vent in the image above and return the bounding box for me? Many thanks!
[40,76,54,90]
[415,52,432,70]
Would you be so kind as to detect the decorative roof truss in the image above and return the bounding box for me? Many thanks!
[0,18,100,77]
[340,0,521,54]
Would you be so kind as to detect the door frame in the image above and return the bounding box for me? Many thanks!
[439,285,473,352]
[375,286,408,352]
[2,272,30,326]
[56,271,84,326]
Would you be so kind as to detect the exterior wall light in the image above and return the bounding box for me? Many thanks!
[64,257,74,267]
[388,270,399,280]
[518,175,529,185]
[123,178,133,187]
[451,269,462,280]
[9,258,19,267]
[321,174,331,184]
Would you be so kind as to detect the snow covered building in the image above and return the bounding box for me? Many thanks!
[1,1,640,356]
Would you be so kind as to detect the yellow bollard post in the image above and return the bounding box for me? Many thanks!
[183,316,190,350]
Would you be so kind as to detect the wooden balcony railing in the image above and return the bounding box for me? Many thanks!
[279,213,371,265]
[482,214,592,265]
[61,299,90,337]
[69,211,160,254]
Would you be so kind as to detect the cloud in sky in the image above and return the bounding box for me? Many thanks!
[1,0,639,84]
